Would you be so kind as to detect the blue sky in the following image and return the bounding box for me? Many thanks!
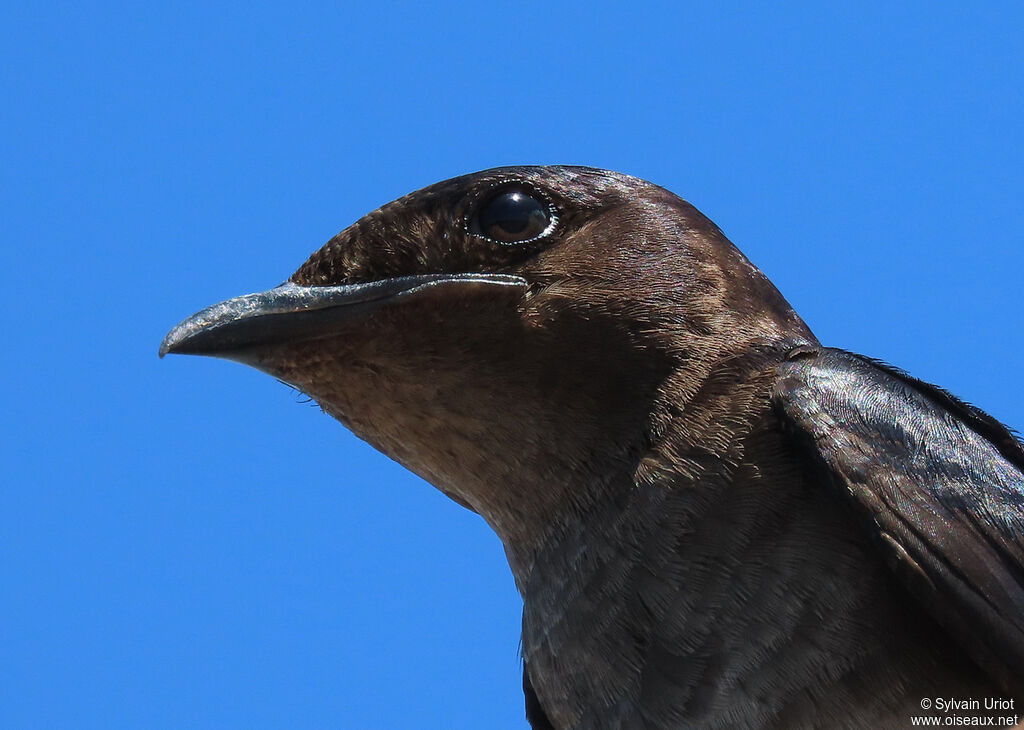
[3,3,1022,728]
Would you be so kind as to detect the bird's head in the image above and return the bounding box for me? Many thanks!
[161,166,813,576]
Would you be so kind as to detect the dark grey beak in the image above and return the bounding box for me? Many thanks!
[160,273,527,358]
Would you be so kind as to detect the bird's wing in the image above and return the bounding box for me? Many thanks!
[772,347,1024,691]
[524,662,556,730]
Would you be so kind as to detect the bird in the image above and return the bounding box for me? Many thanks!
[161,166,1024,729]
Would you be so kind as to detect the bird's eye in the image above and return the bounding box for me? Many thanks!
[473,186,552,244]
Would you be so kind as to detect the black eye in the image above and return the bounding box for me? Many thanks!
[474,186,552,243]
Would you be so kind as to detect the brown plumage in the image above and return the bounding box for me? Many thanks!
[162,166,1024,728]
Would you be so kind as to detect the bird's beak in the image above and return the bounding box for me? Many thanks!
[160,273,527,359]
